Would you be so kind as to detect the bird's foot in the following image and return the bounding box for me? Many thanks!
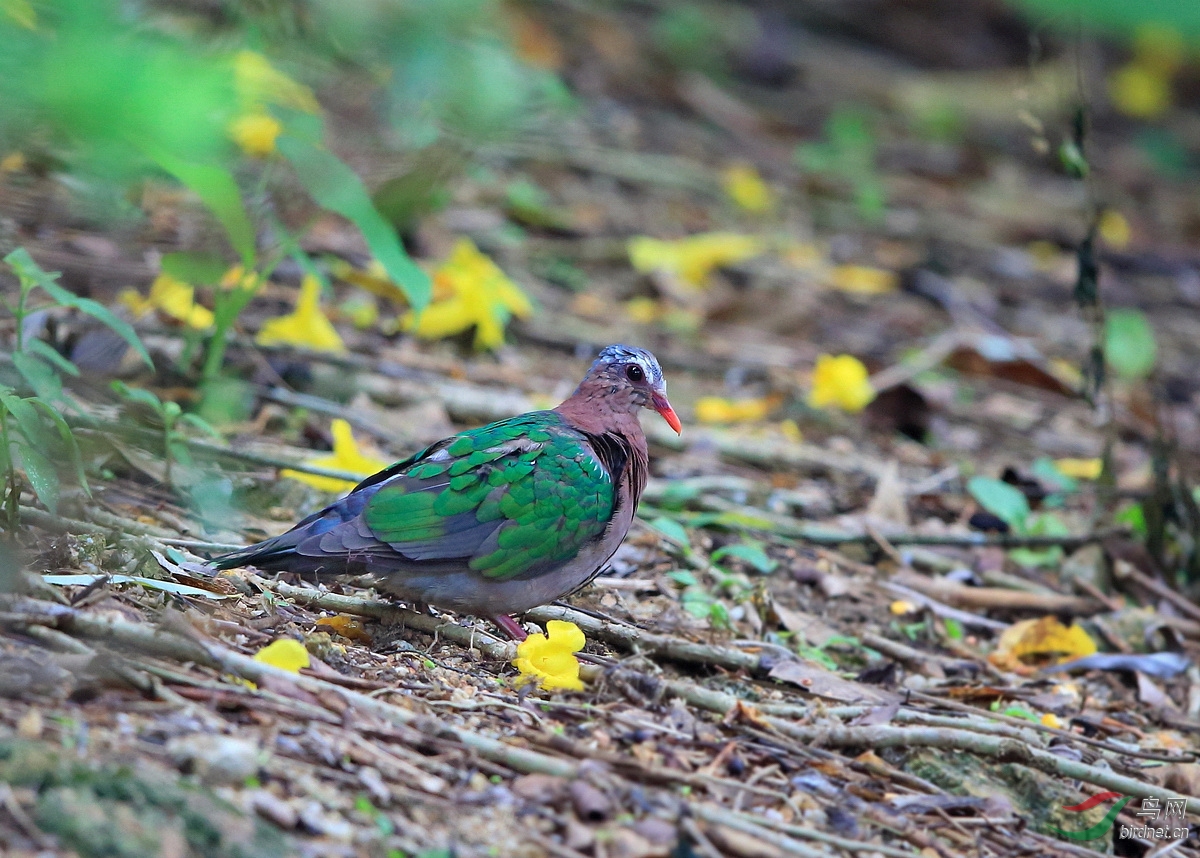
[493,614,528,641]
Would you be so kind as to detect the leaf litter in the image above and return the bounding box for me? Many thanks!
[5,3,1200,858]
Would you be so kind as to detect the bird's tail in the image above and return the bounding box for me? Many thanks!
[209,530,304,572]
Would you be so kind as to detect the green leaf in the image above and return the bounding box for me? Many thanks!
[667,570,698,587]
[4,248,153,369]
[967,476,1030,528]
[278,133,431,310]
[1115,503,1147,538]
[647,516,690,548]
[11,352,62,401]
[112,381,164,412]
[160,251,231,286]
[25,340,79,377]
[0,393,47,452]
[31,399,88,495]
[1031,456,1078,494]
[147,152,256,269]
[178,412,222,439]
[943,618,964,641]
[18,444,59,514]
[1105,309,1157,380]
[711,542,778,574]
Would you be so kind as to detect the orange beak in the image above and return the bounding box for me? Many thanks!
[651,392,682,434]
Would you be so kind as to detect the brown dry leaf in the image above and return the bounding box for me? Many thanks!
[768,660,901,705]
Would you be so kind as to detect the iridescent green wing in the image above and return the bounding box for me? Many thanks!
[362,412,615,580]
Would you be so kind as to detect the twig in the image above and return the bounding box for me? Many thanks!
[891,568,1103,615]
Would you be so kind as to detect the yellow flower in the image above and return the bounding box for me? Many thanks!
[403,239,533,350]
[253,638,310,673]
[694,395,779,425]
[807,354,875,413]
[513,620,586,691]
[282,419,390,494]
[624,296,661,325]
[119,272,214,329]
[1098,209,1130,250]
[1108,63,1171,119]
[889,600,917,616]
[722,162,775,213]
[0,152,25,173]
[628,233,765,286]
[256,275,345,353]
[1055,458,1103,480]
[229,111,282,157]
[233,50,319,113]
[828,264,897,295]
[1040,712,1064,730]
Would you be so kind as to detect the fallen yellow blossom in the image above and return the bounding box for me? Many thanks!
[1040,713,1063,730]
[229,111,282,157]
[889,600,917,616]
[989,616,1096,674]
[403,238,533,350]
[628,233,764,286]
[1098,209,1130,250]
[256,275,345,353]
[1108,63,1171,119]
[253,638,310,673]
[513,620,586,691]
[694,395,779,425]
[829,264,897,295]
[624,296,662,325]
[234,50,319,113]
[807,354,875,413]
[1054,458,1103,480]
[0,152,25,173]
[722,162,775,213]
[282,419,391,494]
[119,272,214,329]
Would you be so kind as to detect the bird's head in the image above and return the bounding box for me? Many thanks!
[585,344,681,434]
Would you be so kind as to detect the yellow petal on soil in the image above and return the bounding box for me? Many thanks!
[807,354,875,413]
[890,600,917,616]
[1108,63,1172,119]
[0,151,25,173]
[1054,458,1103,480]
[694,395,778,425]
[1040,713,1064,729]
[282,419,391,494]
[624,296,661,325]
[229,111,282,157]
[253,638,310,673]
[1098,209,1131,250]
[628,233,765,286]
[234,50,319,113]
[990,616,1096,673]
[403,239,532,350]
[256,275,345,353]
[722,162,775,213]
[513,620,586,691]
[122,273,213,329]
[828,264,897,295]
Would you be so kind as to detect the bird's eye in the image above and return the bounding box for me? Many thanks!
[626,364,645,382]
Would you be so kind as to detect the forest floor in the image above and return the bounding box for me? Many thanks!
[4,2,1200,857]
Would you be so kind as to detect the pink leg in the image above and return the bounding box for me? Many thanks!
[493,614,528,641]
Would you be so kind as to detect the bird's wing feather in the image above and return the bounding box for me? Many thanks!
[360,413,616,580]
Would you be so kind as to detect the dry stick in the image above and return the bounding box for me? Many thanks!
[891,568,1103,615]
[1113,560,1200,625]
[0,595,576,778]
[765,723,1200,815]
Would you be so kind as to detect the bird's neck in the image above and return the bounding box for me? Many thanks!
[554,386,650,500]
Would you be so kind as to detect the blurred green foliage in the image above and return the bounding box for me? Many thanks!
[0,0,561,311]
[1010,0,1200,41]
